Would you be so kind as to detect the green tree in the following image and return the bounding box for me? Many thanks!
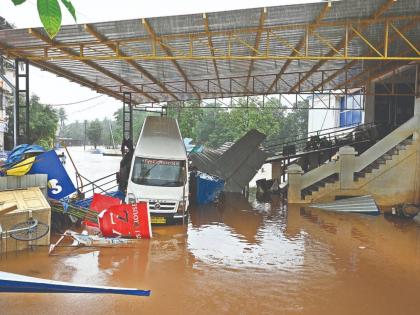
[167,97,308,149]
[11,0,77,39]
[29,95,59,148]
[167,101,204,139]
[5,94,58,149]
[87,119,102,149]
[63,120,83,141]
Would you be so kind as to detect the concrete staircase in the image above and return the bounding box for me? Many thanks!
[287,115,419,205]
[301,137,415,203]
[353,138,413,183]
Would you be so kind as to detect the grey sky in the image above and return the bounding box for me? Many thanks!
[1,0,322,122]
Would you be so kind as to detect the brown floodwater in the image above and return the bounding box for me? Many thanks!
[1,193,420,315]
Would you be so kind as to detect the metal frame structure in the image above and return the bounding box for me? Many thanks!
[2,16,419,62]
[0,0,418,107]
[122,92,133,141]
[14,58,29,145]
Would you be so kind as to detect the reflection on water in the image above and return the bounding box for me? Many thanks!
[1,192,420,314]
[189,194,305,271]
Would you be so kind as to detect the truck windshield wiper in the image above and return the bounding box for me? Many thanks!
[141,164,159,179]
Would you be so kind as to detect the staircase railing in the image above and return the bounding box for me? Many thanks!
[264,122,378,157]
[298,116,418,192]
[355,117,417,171]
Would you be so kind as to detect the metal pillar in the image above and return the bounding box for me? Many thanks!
[14,59,30,145]
[122,92,133,141]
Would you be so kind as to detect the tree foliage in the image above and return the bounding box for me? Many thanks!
[87,119,102,149]
[112,109,158,145]
[62,97,309,150]
[167,97,309,148]
[5,94,59,149]
[29,95,59,147]
[11,0,77,39]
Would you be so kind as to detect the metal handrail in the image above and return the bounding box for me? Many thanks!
[264,122,377,150]
[77,172,118,196]
[264,122,383,158]
[263,122,367,146]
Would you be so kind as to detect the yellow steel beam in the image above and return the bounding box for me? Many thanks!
[27,28,158,103]
[5,14,417,54]
[267,2,331,93]
[390,22,420,55]
[288,0,397,92]
[269,31,304,56]
[4,14,418,59]
[334,51,410,90]
[84,24,180,101]
[350,25,384,57]
[0,41,127,103]
[3,52,419,62]
[142,18,201,100]
[311,31,343,56]
[312,19,419,91]
[245,8,267,90]
[203,13,224,97]
[335,60,410,90]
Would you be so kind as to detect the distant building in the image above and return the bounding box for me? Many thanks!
[307,92,364,135]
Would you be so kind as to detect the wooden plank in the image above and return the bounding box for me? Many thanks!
[0,204,18,217]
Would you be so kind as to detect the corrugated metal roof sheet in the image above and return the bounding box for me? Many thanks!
[0,0,418,105]
[190,129,268,193]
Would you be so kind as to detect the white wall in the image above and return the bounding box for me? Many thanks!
[307,93,365,136]
[307,94,339,135]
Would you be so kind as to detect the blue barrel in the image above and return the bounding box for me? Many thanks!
[195,172,224,205]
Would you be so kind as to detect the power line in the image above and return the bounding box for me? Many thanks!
[49,95,104,106]
[67,100,104,114]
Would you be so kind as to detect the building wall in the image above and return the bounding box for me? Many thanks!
[307,93,365,135]
[307,95,339,134]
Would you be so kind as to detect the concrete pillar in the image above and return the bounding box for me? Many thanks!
[287,164,303,203]
[339,146,357,190]
[271,161,282,181]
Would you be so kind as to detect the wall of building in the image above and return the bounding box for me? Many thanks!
[307,95,339,134]
[307,93,365,135]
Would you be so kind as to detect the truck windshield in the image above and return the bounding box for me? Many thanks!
[131,157,186,187]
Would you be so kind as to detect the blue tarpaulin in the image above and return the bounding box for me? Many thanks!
[6,144,45,164]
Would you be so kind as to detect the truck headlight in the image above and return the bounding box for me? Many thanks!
[177,200,186,213]
[127,193,136,204]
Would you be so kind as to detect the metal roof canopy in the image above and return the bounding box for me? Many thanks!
[0,0,419,107]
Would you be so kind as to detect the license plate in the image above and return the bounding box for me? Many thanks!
[151,216,166,224]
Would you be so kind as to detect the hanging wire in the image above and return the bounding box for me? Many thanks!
[49,95,104,107]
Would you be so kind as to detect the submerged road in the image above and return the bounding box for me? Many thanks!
[0,148,420,314]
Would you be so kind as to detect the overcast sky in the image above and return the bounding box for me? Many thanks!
[1,0,321,122]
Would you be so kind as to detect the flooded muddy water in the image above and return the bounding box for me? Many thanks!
[1,148,420,314]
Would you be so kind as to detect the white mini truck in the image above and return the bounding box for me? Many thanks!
[126,116,189,224]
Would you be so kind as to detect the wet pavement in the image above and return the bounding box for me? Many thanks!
[1,148,420,314]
